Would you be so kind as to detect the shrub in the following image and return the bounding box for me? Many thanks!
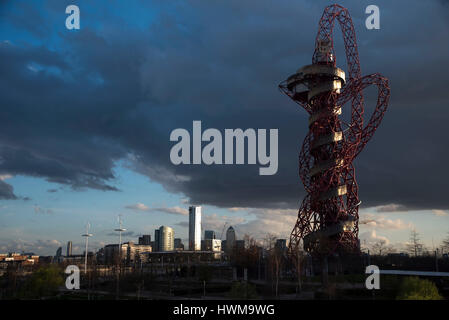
[396,277,443,300]
[20,265,64,299]
[227,281,258,299]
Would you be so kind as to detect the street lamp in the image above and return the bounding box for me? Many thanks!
[114,214,126,261]
[82,222,93,274]
[114,215,126,300]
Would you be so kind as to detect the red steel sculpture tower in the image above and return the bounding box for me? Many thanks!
[279,4,390,256]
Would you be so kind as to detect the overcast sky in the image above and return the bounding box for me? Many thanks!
[0,0,448,255]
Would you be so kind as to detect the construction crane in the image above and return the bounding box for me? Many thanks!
[220,222,228,240]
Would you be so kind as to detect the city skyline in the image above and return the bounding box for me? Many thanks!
[0,186,447,255]
[0,0,448,256]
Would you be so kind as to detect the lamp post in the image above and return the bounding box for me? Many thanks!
[114,215,126,299]
[82,222,93,274]
[115,215,126,258]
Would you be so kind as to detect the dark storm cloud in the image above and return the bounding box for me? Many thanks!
[0,180,17,200]
[0,1,51,37]
[1,0,448,210]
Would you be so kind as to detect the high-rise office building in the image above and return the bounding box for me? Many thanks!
[189,206,202,251]
[138,235,151,245]
[202,239,221,252]
[154,229,160,252]
[174,238,184,250]
[204,230,216,240]
[226,226,236,253]
[222,240,227,251]
[159,226,174,251]
[66,241,72,257]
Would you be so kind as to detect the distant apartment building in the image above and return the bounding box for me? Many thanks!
[104,244,121,264]
[124,242,152,262]
[138,235,151,245]
[201,239,222,252]
[174,238,184,250]
[189,206,202,251]
[0,253,39,266]
[204,230,216,240]
[103,241,152,264]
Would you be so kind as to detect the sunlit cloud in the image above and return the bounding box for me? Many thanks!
[125,203,188,215]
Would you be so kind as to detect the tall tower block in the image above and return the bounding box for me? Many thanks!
[189,206,202,251]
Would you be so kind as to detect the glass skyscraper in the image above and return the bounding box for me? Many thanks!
[189,206,202,251]
[159,226,174,251]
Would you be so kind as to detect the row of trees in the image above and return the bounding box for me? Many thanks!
[230,233,295,297]
[233,229,449,296]
[368,230,449,256]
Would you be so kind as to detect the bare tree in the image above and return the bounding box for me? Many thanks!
[442,233,449,253]
[264,233,283,298]
[263,233,277,251]
[233,234,259,268]
[407,229,423,257]
[371,240,386,256]
[371,240,394,256]
[290,245,305,295]
[271,245,283,297]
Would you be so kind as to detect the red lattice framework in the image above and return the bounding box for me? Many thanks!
[279,4,390,256]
